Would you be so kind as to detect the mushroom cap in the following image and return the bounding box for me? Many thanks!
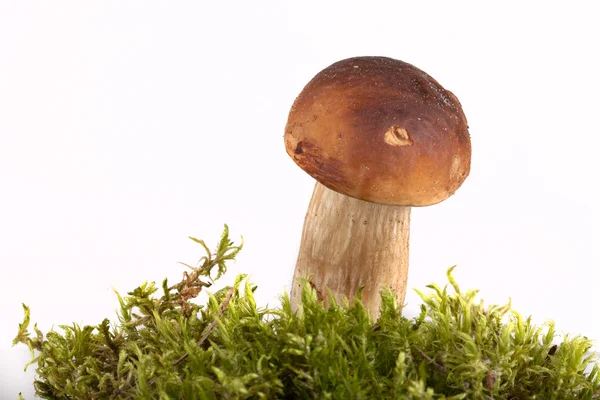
[284,56,471,207]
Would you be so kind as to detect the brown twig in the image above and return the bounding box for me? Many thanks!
[414,347,447,373]
[146,284,238,386]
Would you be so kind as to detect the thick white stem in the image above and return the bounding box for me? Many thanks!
[290,182,411,317]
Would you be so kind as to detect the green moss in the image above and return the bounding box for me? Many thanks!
[14,226,600,399]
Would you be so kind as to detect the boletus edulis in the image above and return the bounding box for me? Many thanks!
[285,56,471,317]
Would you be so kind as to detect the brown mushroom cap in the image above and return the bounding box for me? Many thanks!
[285,56,471,206]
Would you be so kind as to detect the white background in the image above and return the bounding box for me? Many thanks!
[1,1,599,397]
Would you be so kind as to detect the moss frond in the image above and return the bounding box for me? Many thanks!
[14,227,599,399]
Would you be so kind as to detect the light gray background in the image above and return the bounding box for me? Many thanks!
[1,1,598,397]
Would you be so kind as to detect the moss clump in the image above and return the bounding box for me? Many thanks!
[14,226,600,399]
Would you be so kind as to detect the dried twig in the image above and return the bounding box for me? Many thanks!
[414,347,447,373]
[147,284,238,386]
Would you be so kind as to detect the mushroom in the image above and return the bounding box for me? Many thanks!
[284,56,471,317]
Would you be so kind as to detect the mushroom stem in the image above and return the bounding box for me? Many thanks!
[290,182,411,317]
